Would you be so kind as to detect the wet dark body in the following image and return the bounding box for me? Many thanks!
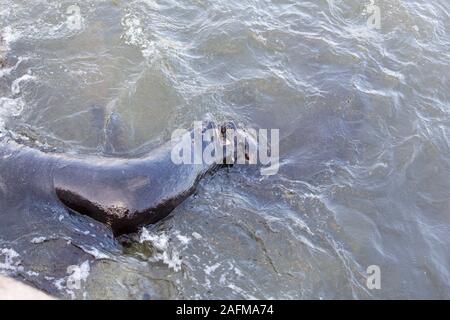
[0,123,235,236]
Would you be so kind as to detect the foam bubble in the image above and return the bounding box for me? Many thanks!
[0,97,25,137]
[31,237,47,244]
[11,73,36,95]
[79,246,110,260]
[1,26,21,47]
[139,228,182,272]
[0,248,22,275]
[204,262,221,276]
[192,232,203,240]
[176,234,191,245]
[121,13,157,59]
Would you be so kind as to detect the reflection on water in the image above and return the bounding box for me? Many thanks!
[0,0,449,299]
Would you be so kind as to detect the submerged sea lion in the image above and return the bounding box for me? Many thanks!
[0,122,255,236]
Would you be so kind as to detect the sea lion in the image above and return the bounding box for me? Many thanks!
[0,121,254,236]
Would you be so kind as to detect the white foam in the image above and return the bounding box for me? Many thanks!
[0,248,22,275]
[1,26,21,47]
[79,246,110,260]
[233,266,244,277]
[227,283,257,300]
[0,97,24,117]
[139,227,169,249]
[205,262,221,276]
[0,66,12,78]
[31,237,47,244]
[11,73,36,95]
[0,97,24,134]
[139,228,182,272]
[0,27,27,134]
[176,234,191,245]
[192,232,203,240]
[121,13,160,61]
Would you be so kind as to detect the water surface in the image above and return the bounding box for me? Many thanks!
[0,0,449,299]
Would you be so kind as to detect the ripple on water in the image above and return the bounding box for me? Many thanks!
[0,0,450,299]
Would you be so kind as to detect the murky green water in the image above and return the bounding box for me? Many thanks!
[0,0,449,299]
